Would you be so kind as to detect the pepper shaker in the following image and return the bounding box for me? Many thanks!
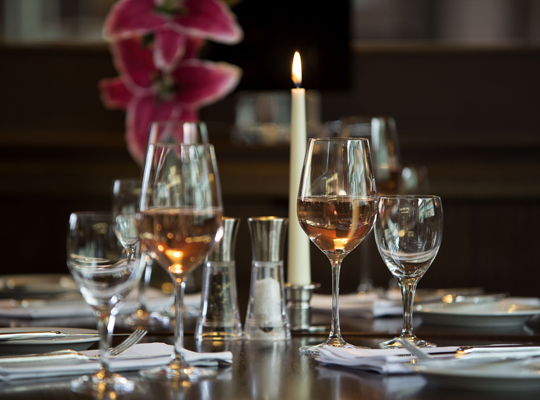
[195,217,242,341]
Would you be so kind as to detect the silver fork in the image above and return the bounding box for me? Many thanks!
[0,328,147,364]
[109,328,147,356]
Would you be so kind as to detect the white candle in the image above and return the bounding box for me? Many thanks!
[288,52,311,286]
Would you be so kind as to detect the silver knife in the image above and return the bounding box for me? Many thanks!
[458,345,540,354]
[0,331,132,341]
[456,346,540,360]
[0,331,68,341]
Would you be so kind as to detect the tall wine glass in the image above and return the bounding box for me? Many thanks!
[66,212,145,396]
[113,178,169,329]
[374,195,443,348]
[297,138,378,354]
[137,143,223,381]
[148,120,209,145]
[120,122,210,329]
[113,178,140,261]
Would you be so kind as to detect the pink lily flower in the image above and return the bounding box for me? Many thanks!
[99,37,241,164]
[104,0,243,44]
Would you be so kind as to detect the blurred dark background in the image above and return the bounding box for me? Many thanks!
[0,0,539,303]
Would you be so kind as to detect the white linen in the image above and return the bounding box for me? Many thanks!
[317,346,459,374]
[0,343,232,380]
[311,292,402,318]
[0,289,201,319]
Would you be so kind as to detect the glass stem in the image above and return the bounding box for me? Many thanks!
[173,278,187,365]
[398,277,418,338]
[97,307,115,376]
[328,256,343,342]
[137,257,153,313]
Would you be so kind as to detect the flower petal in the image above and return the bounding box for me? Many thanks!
[104,0,165,40]
[171,59,242,107]
[99,78,133,109]
[110,36,158,90]
[126,95,176,164]
[154,29,187,71]
[184,36,205,59]
[171,0,243,44]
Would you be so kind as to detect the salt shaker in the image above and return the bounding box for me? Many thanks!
[245,217,290,341]
[195,217,242,341]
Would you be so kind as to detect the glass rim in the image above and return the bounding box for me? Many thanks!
[149,120,207,127]
[148,143,215,149]
[378,195,441,200]
[309,137,370,143]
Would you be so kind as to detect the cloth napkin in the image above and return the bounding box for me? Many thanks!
[317,346,459,374]
[0,343,232,381]
[311,292,402,318]
[0,289,201,319]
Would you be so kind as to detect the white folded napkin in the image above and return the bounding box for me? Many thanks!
[311,293,402,318]
[0,343,232,381]
[317,346,458,374]
[0,289,201,319]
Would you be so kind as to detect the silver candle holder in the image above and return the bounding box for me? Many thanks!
[284,283,321,331]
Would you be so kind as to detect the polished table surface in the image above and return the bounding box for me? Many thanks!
[2,313,540,400]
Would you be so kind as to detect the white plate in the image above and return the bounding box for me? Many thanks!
[0,274,77,298]
[415,298,540,328]
[0,327,98,355]
[407,358,540,391]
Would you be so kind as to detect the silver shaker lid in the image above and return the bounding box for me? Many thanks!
[247,216,288,262]
[207,217,240,262]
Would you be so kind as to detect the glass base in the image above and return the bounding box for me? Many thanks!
[195,328,243,341]
[299,337,370,356]
[71,372,135,396]
[379,335,436,349]
[119,309,172,330]
[139,362,217,381]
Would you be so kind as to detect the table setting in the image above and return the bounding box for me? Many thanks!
[1,1,540,399]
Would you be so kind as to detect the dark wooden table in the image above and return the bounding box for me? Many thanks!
[2,313,540,399]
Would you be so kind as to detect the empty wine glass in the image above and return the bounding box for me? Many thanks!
[374,195,443,348]
[66,212,145,396]
[137,143,223,381]
[113,178,171,330]
[297,138,378,355]
[148,120,209,145]
[113,179,140,261]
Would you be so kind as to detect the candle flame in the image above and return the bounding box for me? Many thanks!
[292,51,302,88]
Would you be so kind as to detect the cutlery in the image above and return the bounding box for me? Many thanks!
[397,339,433,359]
[397,339,540,363]
[0,331,131,341]
[0,329,147,364]
[456,345,540,359]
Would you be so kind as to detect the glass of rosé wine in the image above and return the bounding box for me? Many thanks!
[137,143,224,381]
[297,138,378,355]
[375,195,443,348]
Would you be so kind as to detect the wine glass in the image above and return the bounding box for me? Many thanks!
[374,195,443,348]
[331,116,403,295]
[66,211,145,396]
[137,143,223,381]
[148,120,209,145]
[112,179,140,261]
[118,122,210,329]
[113,178,170,329]
[297,138,378,354]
